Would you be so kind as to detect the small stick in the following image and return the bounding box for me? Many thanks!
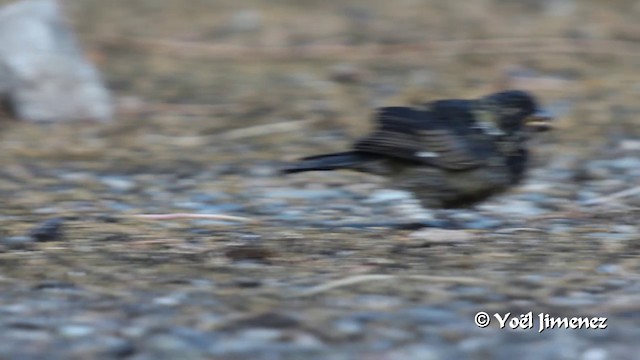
[132,213,255,223]
[296,274,485,297]
[582,185,640,206]
[215,119,316,140]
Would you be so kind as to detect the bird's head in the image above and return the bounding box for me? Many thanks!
[477,90,553,135]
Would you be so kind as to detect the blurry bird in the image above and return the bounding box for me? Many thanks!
[282,90,552,209]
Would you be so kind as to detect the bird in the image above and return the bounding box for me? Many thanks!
[282,90,552,209]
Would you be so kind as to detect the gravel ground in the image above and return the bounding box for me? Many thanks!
[1,0,640,359]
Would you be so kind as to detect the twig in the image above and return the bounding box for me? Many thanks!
[215,119,316,140]
[582,185,640,206]
[296,274,486,297]
[132,213,256,223]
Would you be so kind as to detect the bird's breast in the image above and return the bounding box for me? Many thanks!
[390,162,515,208]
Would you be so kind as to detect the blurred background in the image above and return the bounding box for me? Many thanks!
[0,0,639,359]
[70,0,640,140]
[2,0,640,159]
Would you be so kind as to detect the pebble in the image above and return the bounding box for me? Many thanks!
[364,189,412,203]
[211,328,324,356]
[225,245,273,261]
[398,307,460,325]
[481,199,546,217]
[1,236,36,250]
[228,312,300,329]
[582,348,608,360]
[408,228,476,243]
[58,324,95,338]
[262,189,346,200]
[229,9,262,33]
[100,176,137,192]
[381,344,442,360]
[28,217,64,242]
[329,63,368,84]
[546,295,599,307]
[444,211,503,229]
[332,319,364,338]
[587,232,636,242]
[609,157,640,170]
[143,333,209,359]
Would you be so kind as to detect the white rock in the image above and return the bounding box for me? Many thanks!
[0,0,112,122]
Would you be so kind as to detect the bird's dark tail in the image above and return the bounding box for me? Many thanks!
[281,151,375,174]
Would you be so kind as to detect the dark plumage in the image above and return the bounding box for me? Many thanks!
[282,90,552,208]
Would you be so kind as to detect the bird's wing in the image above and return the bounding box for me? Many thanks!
[353,106,488,170]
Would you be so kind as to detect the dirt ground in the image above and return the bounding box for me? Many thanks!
[0,0,639,359]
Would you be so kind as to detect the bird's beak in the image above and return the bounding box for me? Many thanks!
[525,109,554,132]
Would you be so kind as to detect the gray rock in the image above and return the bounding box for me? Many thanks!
[480,199,546,217]
[1,236,36,249]
[609,157,640,171]
[365,189,412,204]
[0,0,112,122]
[332,319,364,338]
[100,176,136,192]
[58,324,95,338]
[229,10,262,33]
[582,348,609,360]
[409,228,477,244]
[380,344,442,360]
[262,188,346,200]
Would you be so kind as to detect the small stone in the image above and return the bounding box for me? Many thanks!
[381,344,441,360]
[144,333,208,358]
[228,313,300,329]
[229,10,262,33]
[579,160,614,181]
[262,188,345,200]
[100,176,136,192]
[609,157,640,171]
[236,328,282,342]
[620,139,640,151]
[596,264,620,274]
[409,228,476,244]
[32,280,76,290]
[400,307,460,325]
[67,336,135,358]
[152,295,183,306]
[332,319,363,338]
[611,225,636,234]
[58,324,95,338]
[28,217,64,242]
[582,348,608,360]
[365,189,412,203]
[329,63,368,84]
[1,236,36,249]
[224,245,273,262]
[481,199,546,217]
[233,278,263,288]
